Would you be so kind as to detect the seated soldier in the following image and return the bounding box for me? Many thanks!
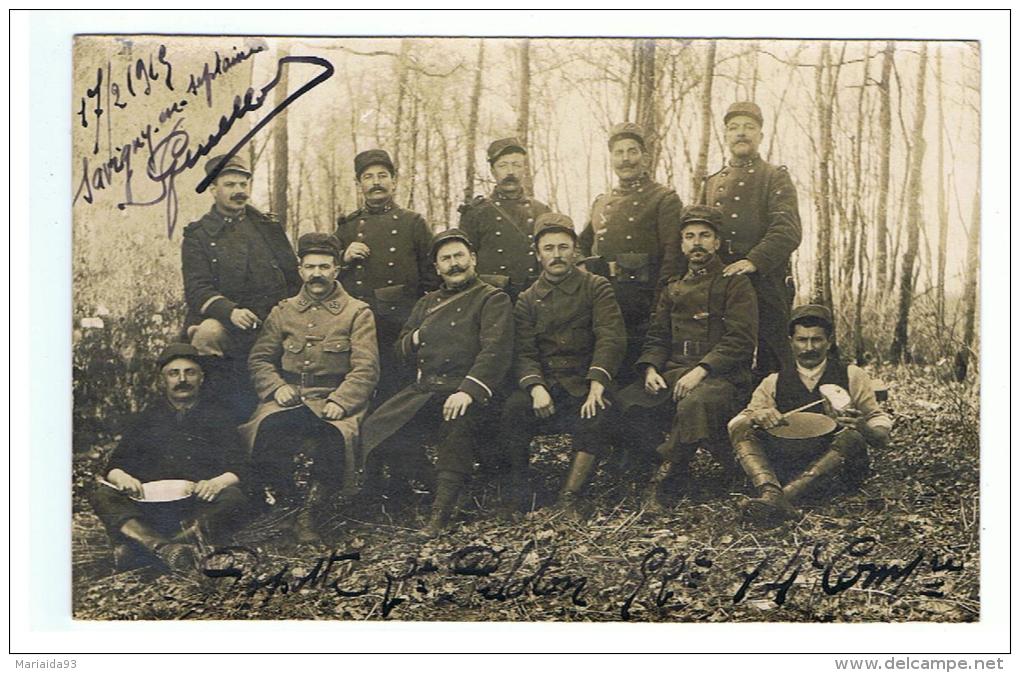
[360,229,513,535]
[728,304,892,528]
[617,205,758,512]
[90,344,249,574]
[241,233,380,543]
[498,213,626,519]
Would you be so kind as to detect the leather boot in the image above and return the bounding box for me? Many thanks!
[119,518,197,574]
[554,452,597,521]
[425,472,464,537]
[742,484,800,528]
[641,461,674,515]
[294,481,327,544]
[783,447,848,502]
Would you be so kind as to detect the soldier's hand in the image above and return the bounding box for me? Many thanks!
[835,406,862,430]
[673,366,707,402]
[580,381,609,419]
[106,469,144,498]
[644,367,668,394]
[274,384,301,407]
[230,308,260,330]
[443,391,474,421]
[343,242,371,263]
[194,476,227,502]
[750,408,785,430]
[322,401,346,421]
[723,259,757,277]
[530,385,556,419]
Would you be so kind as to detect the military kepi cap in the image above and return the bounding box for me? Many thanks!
[157,343,203,370]
[789,304,834,329]
[429,228,475,261]
[679,205,723,234]
[487,137,527,163]
[354,149,395,178]
[297,232,342,260]
[205,153,251,179]
[533,212,577,242]
[724,101,764,126]
[608,122,645,149]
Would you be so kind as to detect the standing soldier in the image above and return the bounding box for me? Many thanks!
[360,229,513,535]
[696,102,801,381]
[579,123,683,382]
[458,137,552,302]
[242,233,380,542]
[618,206,758,512]
[182,153,301,421]
[335,149,438,402]
[498,213,626,518]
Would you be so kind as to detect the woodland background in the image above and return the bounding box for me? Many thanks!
[71,36,980,622]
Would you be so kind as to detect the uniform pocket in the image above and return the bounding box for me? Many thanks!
[321,336,353,374]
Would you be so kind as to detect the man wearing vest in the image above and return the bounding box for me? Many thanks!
[458,137,552,302]
[728,304,892,528]
[241,233,380,543]
[335,149,439,403]
[617,205,758,513]
[696,102,802,383]
[579,122,683,382]
[360,229,513,535]
[498,213,626,518]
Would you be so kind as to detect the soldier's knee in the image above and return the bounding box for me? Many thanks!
[190,318,233,357]
[831,428,867,460]
[727,414,755,443]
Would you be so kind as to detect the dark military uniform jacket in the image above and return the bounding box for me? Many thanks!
[514,268,626,398]
[334,201,438,333]
[106,396,248,484]
[458,189,551,295]
[181,205,301,328]
[637,255,758,390]
[578,174,683,289]
[698,154,800,363]
[360,277,513,453]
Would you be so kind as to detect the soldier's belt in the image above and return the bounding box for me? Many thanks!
[674,339,710,357]
[282,372,343,389]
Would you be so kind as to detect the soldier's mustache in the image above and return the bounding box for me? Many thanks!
[173,383,194,391]
[231,194,247,201]
[446,266,466,274]
[369,186,387,192]
[500,175,520,184]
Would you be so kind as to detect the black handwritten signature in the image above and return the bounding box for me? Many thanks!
[74,54,333,239]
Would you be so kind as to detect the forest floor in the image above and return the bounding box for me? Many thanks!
[72,364,979,623]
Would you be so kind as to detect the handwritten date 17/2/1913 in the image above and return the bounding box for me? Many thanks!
[74,54,334,239]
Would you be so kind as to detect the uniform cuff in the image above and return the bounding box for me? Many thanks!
[518,373,546,391]
[205,296,237,324]
[458,376,493,403]
[586,366,613,387]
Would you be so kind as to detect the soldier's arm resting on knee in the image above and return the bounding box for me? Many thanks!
[247,306,290,401]
[846,365,893,448]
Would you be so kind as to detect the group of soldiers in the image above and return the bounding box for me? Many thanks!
[90,101,891,575]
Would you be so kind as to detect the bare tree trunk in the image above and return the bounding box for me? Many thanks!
[463,40,485,204]
[516,38,534,195]
[843,43,870,287]
[439,125,451,229]
[272,46,290,240]
[633,39,659,171]
[890,44,928,363]
[406,92,419,208]
[935,46,949,329]
[811,43,834,309]
[875,41,894,294]
[424,117,434,223]
[955,185,980,381]
[392,39,411,173]
[692,40,717,199]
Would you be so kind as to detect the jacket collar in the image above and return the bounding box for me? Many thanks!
[728,152,761,169]
[200,205,249,237]
[364,199,396,215]
[294,281,347,314]
[533,266,583,299]
[441,275,480,296]
[683,254,723,280]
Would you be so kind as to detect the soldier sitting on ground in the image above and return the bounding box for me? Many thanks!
[241,233,380,544]
[497,213,626,519]
[728,304,892,528]
[90,344,249,574]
